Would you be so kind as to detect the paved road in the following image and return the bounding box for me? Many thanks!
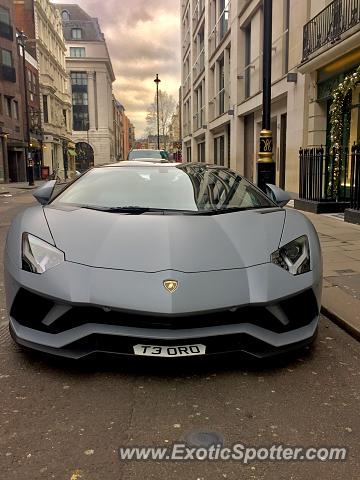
[0,192,359,479]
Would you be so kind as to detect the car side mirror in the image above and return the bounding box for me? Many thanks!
[265,184,291,207]
[33,180,56,205]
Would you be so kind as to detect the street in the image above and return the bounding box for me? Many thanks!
[0,191,360,479]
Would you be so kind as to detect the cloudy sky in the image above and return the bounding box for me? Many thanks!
[55,0,181,137]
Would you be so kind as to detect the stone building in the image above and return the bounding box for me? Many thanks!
[57,4,115,170]
[14,0,73,179]
[181,0,360,194]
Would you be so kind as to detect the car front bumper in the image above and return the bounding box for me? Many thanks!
[5,255,322,359]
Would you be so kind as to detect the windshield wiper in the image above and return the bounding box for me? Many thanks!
[196,206,273,215]
[81,205,158,214]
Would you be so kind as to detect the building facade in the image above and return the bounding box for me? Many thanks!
[57,4,115,170]
[113,96,124,161]
[181,0,360,194]
[14,0,73,180]
[19,45,43,180]
[168,103,182,160]
[0,0,26,183]
[129,122,135,151]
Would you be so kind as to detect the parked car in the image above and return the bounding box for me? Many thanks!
[5,162,322,360]
[127,149,171,161]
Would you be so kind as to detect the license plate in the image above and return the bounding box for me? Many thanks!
[133,344,206,357]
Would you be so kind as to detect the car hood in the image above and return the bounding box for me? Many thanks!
[44,206,286,273]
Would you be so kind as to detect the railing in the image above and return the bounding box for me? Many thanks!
[183,25,191,54]
[193,47,205,80]
[209,88,228,121]
[193,0,205,27]
[183,72,191,96]
[208,1,231,55]
[183,122,190,137]
[299,145,353,202]
[349,143,360,210]
[193,105,206,130]
[303,0,360,60]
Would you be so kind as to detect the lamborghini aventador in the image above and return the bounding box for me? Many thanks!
[4,162,322,359]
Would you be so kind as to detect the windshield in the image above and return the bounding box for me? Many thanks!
[51,165,275,213]
[128,150,169,160]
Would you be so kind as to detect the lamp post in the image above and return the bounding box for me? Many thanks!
[257,0,275,192]
[17,30,34,186]
[154,74,161,149]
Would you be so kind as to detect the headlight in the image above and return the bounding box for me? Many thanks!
[271,235,310,275]
[22,233,65,274]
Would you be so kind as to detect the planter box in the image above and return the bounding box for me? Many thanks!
[344,209,360,225]
[294,199,350,214]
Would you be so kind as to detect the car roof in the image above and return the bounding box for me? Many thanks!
[103,160,178,167]
[130,149,165,152]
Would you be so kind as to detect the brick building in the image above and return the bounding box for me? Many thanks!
[0,0,26,182]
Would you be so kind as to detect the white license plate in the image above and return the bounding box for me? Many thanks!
[133,344,206,357]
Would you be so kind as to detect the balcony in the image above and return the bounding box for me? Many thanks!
[303,0,360,61]
[0,64,16,83]
[0,21,13,41]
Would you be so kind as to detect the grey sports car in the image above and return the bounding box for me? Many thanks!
[4,162,322,359]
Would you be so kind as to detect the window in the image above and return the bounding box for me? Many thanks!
[218,56,225,115]
[1,48,12,66]
[5,96,12,117]
[70,47,85,58]
[71,72,89,131]
[71,71,88,86]
[197,142,205,162]
[71,28,82,40]
[0,6,10,25]
[61,10,70,21]
[244,23,251,99]
[13,101,19,120]
[283,0,290,74]
[43,95,49,123]
[219,0,230,41]
[214,135,225,166]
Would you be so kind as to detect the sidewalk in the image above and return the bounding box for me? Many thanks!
[0,180,45,196]
[300,210,360,339]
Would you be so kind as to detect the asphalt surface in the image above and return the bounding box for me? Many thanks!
[0,191,360,479]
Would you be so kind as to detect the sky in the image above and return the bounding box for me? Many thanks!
[54,0,181,137]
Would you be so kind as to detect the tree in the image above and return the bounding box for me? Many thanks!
[146,90,176,150]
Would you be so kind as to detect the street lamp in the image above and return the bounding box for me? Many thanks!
[17,30,34,186]
[154,74,161,150]
[257,0,275,192]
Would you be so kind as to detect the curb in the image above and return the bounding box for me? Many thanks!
[321,305,360,342]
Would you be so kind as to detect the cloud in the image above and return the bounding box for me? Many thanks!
[54,0,180,136]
